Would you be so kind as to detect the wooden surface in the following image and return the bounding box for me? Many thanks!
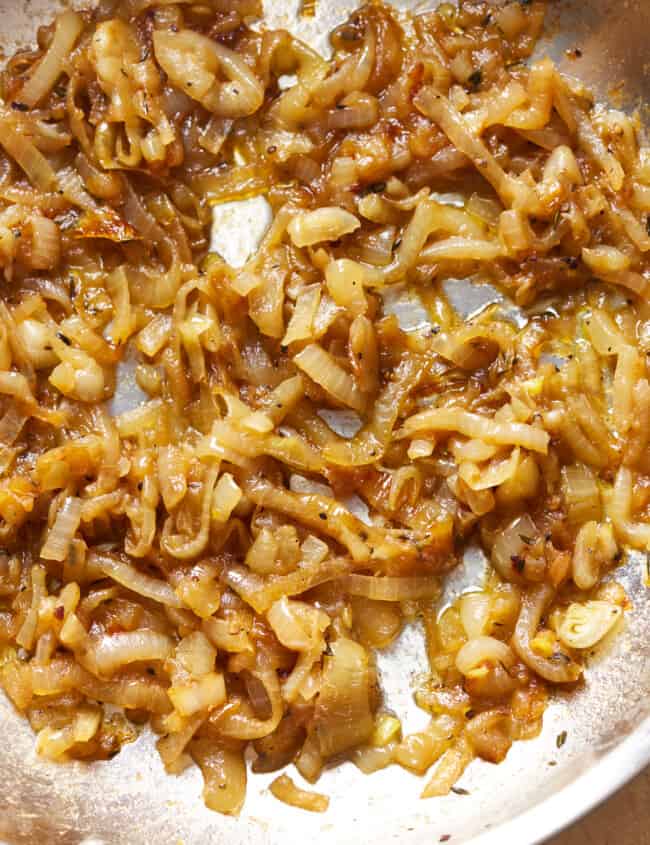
[549,767,650,845]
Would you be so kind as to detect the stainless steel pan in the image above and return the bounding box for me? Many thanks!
[0,1,648,842]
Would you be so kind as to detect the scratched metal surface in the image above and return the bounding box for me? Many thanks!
[0,1,649,844]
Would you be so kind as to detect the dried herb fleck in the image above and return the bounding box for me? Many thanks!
[511,554,526,573]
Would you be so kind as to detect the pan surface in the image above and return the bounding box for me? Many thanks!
[0,1,648,843]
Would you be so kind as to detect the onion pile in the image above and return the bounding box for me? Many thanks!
[0,0,642,814]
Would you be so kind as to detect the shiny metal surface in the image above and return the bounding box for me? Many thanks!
[0,1,649,843]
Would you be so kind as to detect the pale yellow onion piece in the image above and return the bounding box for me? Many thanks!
[28,215,61,270]
[450,438,500,463]
[465,78,528,135]
[239,476,407,564]
[584,309,629,356]
[366,198,442,285]
[312,294,344,340]
[555,74,625,191]
[458,448,520,491]
[207,419,322,473]
[281,647,322,705]
[178,314,210,382]
[221,558,350,615]
[174,569,221,620]
[269,775,329,813]
[0,320,12,372]
[300,534,330,565]
[400,407,549,454]
[249,264,285,339]
[90,551,182,608]
[157,713,205,773]
[503,58,554,130]
[421,735,474,799]
[394,717,458,775]
[169,672,227,717]
[407,439,434,460]
[326,92,379,131]
[211,473,242,523]
[573,521,618,590]
[157,445,189,511]
[41,498,82,566]
[605,466,650,549]
[314,637,374,757]
[294,344,364,413]
[264,375,305,425]
[419,237,503,263]
[0,404,28,446]
[161,465,219,559]
[282,284,321,345]
[325,258,368,316]
[631,182,650,211]
[36,709,100,761]
[57,316,117,368]
[49,337,105,403]
[613,346,643,437]
[466,193,502,226]
[0,115,57,191]
[495,3,535,40]
[267,596,330,652]
[557,601,622,650]
[106,266,137,346]
[192,740,246,816]
[217,663,284,741]
[202,617,253,654]
[491,513,538,582]
[310,25,375,106]
[289,473,333,498]
[27,657,171,713]
[287,207,360,248]
[0,372,38,409]
[513,585,582,683]
[136,315,172,357]
[321,355,425,467]
[15,565,47,650]
[214,389,251,422]
[231,269,262,297]
[561,464,601,526]
[240,410,274,434]
[536,144,584,209]
[372,714,402,748]
[420,199,488,240]
[455,636,516,676]
[610,197,650,252]
[153,29,263,118]
[353,743,397,775]
[175,631,217,677]
[243,526,281,575]
[18,11,84,107]
[59,612,87,649]
[459,592,491,639]
[88,630,174,677]
[414,88,540,213]
[341,574,441,601]
[432,321,514,371]
[582,245,631,276]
